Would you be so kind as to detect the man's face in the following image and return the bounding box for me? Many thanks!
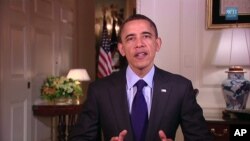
[118,19,161,76]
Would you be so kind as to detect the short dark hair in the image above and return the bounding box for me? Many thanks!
[118,14,158,43]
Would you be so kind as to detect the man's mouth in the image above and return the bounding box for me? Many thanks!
[135,52,147,59]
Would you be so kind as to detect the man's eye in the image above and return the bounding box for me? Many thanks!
[126,37,134,41]
[143,35,151,38]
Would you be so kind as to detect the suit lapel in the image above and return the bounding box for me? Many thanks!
[108,67,173,141]
[146,68,172,141]
[108,70,134,141]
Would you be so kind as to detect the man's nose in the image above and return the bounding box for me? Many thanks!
[135,38,145,48]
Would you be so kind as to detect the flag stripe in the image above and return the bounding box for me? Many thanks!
[98,48,110,76]
[97,17,113,78]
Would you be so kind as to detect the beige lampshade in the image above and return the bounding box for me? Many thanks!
[213,28,250,67]
[67,69,90,81]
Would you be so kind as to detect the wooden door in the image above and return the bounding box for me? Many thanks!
[0,0,32,140]
[30,0,60,140]
[0,0,76,140]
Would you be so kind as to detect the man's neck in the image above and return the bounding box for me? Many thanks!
[128,65,154,78]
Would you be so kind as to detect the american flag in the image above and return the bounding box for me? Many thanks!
[97,17,113,78]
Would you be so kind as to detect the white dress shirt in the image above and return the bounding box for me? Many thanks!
[126,66,155,117]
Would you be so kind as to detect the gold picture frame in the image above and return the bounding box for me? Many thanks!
[206,0,250,29]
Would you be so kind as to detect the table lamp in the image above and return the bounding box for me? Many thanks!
[67,68,90,104]
[213,28,250,110]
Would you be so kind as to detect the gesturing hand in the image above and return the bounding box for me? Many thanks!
[110,130,128,141]
[110,129,172,141]
[159,130,173,141]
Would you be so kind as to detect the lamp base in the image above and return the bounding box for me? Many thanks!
[222,66,250,110]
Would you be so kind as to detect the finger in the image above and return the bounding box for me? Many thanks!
[159,130,167,141]
[118,130,128,140]
[159,130,173,141]
[110,137,118,141]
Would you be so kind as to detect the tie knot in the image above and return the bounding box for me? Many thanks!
[135,79,147,91]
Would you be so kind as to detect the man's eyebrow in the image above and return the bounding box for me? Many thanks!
[124,31,154,40]
[125,33,135,39]
[142,31,153,35]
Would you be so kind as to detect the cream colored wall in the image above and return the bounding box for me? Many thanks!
[137,0,250,116]
[137,0,250,140]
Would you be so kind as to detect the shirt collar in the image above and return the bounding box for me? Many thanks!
[126,66,155,89]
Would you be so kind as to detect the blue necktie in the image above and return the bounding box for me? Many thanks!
[131,79,148,141]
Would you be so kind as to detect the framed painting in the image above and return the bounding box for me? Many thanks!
[206,0,250,29]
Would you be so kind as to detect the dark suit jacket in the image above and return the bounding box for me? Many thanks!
[69,66,212,141]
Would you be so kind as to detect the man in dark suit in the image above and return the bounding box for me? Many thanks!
[69,14,212,141]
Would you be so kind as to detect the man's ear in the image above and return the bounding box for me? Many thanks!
[118,43,125,57]
[156,37,162,52]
